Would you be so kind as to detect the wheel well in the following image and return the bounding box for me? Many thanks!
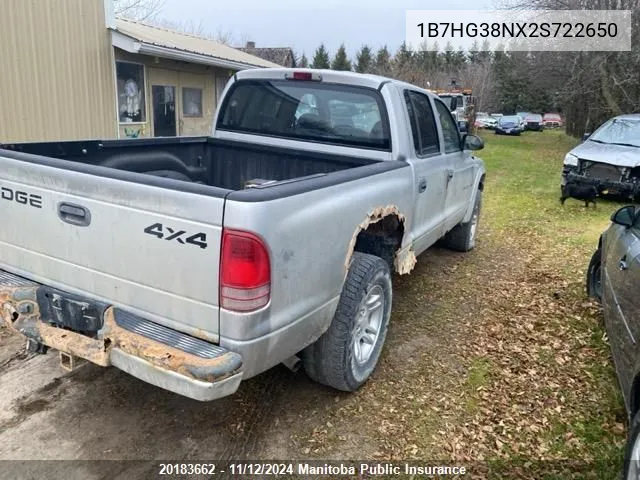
[479,174,485,191]
[353,214,404,271]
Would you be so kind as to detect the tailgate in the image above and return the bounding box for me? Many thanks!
[0,153,225,340]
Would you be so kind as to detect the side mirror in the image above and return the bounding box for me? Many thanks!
[583,133,591,141]
[462,134,484,151]
[611,205,636,228]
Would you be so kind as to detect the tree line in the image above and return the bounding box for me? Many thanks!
[297,41,539,117]
[300,0,640,138]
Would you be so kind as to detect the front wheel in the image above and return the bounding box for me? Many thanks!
[302,252,392,392]
[586,248,602,303]
[441,191,482,252]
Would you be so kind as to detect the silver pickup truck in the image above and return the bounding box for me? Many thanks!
[0,69,485,401]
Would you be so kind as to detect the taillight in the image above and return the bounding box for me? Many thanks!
[220,229,271,312]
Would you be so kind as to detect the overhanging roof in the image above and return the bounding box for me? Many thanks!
[111,18,280,71]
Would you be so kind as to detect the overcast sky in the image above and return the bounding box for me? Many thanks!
[161,0,495,59]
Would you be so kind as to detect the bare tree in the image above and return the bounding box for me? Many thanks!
[497,0,640,135]
[149,18,240,45]
[113,0,165,21]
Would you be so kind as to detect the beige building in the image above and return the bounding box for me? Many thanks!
[0,0,279,143]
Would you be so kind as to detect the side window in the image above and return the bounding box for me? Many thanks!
[434,99,462,154]
[404,90,439,156]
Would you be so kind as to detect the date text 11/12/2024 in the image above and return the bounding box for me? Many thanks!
[157,462,468,476]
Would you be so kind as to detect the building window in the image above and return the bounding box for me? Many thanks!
[182,88,203,117]
[116,62,146,123]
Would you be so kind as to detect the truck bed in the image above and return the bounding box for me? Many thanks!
[0,137,376,192]
[0,136,404,342]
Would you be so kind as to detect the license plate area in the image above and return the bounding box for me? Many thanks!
[36,287,109,334]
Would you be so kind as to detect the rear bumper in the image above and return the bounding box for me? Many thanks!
[496,128,521,135]
[0,271,243,401]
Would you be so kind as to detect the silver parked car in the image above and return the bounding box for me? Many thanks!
[587,205,640,479]
[562,114,640,200]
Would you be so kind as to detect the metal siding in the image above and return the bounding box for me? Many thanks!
[0,0,117,143]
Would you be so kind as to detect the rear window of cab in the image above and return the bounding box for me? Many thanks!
[217,80,391,151]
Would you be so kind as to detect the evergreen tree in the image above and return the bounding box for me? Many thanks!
[299,53,309,68]
[476,40,493,63]
[428,41,441,70]
[355,45,373,73]
[453,46,467,69]
[468,40,480,64]
[331,44,352,71]
[394,42,414,69]
[374,45,392,76]
[441,41,455,67]
[311,44,330,69]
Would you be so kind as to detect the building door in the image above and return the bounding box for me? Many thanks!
[151,85,177,137]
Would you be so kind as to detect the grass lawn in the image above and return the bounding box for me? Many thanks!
[482,130,617,254]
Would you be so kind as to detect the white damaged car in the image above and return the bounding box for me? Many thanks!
[562,114,640,200]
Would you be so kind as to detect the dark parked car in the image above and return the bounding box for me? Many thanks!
[524,114,544,131]
[587,205,640,478]
[495,115,522,136]
[561,114,640,201]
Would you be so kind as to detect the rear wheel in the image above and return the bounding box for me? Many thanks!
[587,248,602,303]
[303,252,392,392]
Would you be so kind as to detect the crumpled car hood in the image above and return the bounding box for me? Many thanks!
[571,141,640,167]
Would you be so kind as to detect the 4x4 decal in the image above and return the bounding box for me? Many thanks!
[143,223,208,249]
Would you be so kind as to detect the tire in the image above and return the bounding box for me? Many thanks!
[624,409,640,479]
[587,248,603,303]
[302,252,392,392]
[441,191,482,252]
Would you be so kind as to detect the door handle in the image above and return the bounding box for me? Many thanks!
[418,178,427,193]
[447,169,455,180]
[58,202,91,227]
[619,256,628,271]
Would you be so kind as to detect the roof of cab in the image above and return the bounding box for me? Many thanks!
[234,68,431,95]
